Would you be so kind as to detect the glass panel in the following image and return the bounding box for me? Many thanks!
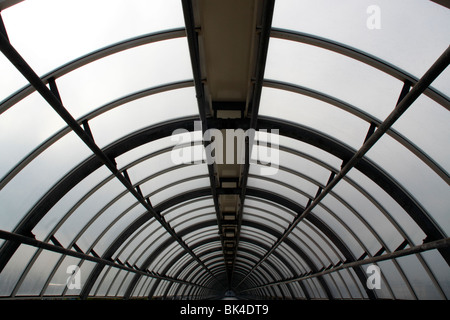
[77,193,137,253]
[395,254,443,300]
[154,280,169,297]
[0,131,92,232]
[240,225,277,246]
[246,197,296,222]
[139,165,209,202]
[263,259,282,281]
[167,283,180,297]
[244,207,289,231]
[95,266,119,297]
[89,264,107,295]
[54,177,127,248]
[306,219,346,262]
[278,135,343,173]
[311,277,328,299]
[247,176,309,208]
[264,39,404,121]
[301,220,342,264]
[260,87,369,150]
[182,224,217,243]
[141,278,155,297]
[272,0,450,88]
[370,260,411,299]
[321,193,379,256]
[127,152,205,192]
[170,207,216,231]
[172,255,192,279]
[433,67,450,97]
[44,256,83,296]
[366,135,450,236]
[64,260,96,297]
[106,269,128,296]
[346,168,426,246]
[193,241,220,255]
[304,278,320,299]
[93,205,145,257]
[163,197,214,222]
[130,226,167,266]
[278,242,308,274]
[151,242,183,272]
[0,52,27,102]
[269,254,292,278]
[15,249,61,296]
[289,229,327,268]
[239,242,265,258]
[150,177,211,207]
[290,282,306,299]
[325,273,346,299]
[250,159,324,199]
[88,87,198,149]
[57,39,193,120]
[300,279,315,299]
[0,92,65,178]
[116,272,134,297]
[184,227,218,247]
[141,278,157,297]
[393,95,450,174]
[0,244,37,296]
[112,216,155,262]
[132,276,150,297]
[2,0,185,76]
[115,131,202,170]
[338,269,362,299]
[287,232,322,269]
[332,179,403,252]
[32,166,111,242]
[420,250,450,299]
[183,224,219,247]
[348,267,369,299]
[244,212,285,234]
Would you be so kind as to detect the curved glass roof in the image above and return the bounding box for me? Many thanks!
[0,0,449,301]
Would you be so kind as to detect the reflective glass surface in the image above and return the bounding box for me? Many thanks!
[0,0,448,301]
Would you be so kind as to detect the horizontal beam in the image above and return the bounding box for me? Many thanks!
[0,229,213,291]
[240,237,450,293]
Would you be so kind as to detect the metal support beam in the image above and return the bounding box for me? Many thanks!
[240,237,450,294]
[0,30,217,282]
[270,28,450,110]
[230,0,275,285]
[237,45,450,289]
[181,0,228,284]
[1,112,444,297]
[0,229,214,292]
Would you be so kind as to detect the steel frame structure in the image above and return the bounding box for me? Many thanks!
[0,0,449,300]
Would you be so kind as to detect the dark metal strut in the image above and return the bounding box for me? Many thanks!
[236,45,450,289]
[0,28,218,285]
